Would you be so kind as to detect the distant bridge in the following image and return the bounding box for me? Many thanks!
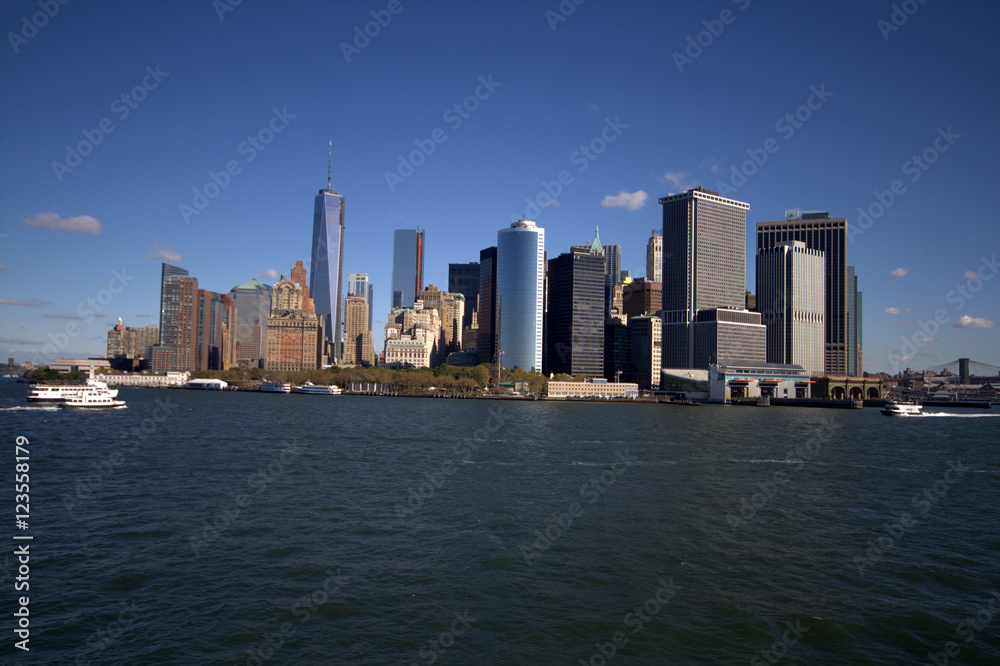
[924,359,1000,378]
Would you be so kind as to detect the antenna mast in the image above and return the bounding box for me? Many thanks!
[327,141,332,190]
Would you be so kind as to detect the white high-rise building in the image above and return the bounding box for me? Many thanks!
[497,219,545,373]
[756,240,826,377]
[646,229,662,283]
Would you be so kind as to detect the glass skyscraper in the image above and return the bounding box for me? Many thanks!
[230,278,271,368]
[448,262,480,331]
[497,220,545,373]
[391,229,424,310]
[310,183,345,362]
[545,246,604,377]
[477,247,498,365]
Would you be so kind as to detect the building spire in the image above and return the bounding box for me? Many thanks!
[327,140,332,190]
[590,225,603,254]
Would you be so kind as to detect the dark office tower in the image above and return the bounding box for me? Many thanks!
[391,229,424,310]
[197,290,236,371]
[310,145,346,362]
[604,319,631,382]
[604,242,621,316]
[155,263,199,372]
[448,262,480,330]
[545,247,605,377]
[958,358,970,385]
[477,246,498,364]
[757,211,852,375]
[660,187,757,368]
[622,278,662,319]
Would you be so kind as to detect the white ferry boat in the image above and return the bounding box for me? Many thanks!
[294,381,342,395]
[881,400,923,416]
[27,368,119,403]
[259,381,292,393]
[61,392,126,409]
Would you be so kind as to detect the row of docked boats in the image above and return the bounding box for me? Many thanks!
[259,380,342,395]
[26,368,126,408]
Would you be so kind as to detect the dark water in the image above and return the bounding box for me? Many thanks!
[1,379,998,665]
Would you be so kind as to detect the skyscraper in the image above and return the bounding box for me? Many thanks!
[757,211,856,375]
[448,262,480,331]
[545,246,605,377]
[309,149,345,362]
[343,294,374,366]
[603,237,622,317]
[660,187,762,368]
[348,272,374,331]
[391,229,424,310]
[847,265,863,376]
[230,279,271,369]
[497,220,545,373]
[477,246,498,365]
[756,241,826,377]
[197,290,236,371]
[154,263,199,372]
[267,267,325,371]
[646,229,663,283]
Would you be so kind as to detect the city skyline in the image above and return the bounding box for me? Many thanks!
[2,1,997,372]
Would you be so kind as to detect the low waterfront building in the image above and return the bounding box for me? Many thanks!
[708,362,811,403]
[96,371,190,387]
[546,378,639,399]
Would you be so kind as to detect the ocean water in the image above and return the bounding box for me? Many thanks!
[1,379,998,664]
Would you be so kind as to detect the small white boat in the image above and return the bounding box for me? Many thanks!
[881,400,922,416]
[294,381,342,395]
[259,380,292,393]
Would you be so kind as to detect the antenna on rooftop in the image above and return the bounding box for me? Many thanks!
[327,141,332,190]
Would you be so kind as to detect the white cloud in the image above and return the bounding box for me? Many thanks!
[914,336,935,344]
[890,267,908,277]
[256,268,280,280]
[883,307,901,314]
[954,315,994,329]
[148,242,182,263]
[0,297,51,306]
[661,171,693,191]
[601,190,648,211]
[23,212,101,234]
[963,270,979,279]
[41,313,82,319]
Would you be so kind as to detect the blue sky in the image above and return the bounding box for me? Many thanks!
[1,0,997,373]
